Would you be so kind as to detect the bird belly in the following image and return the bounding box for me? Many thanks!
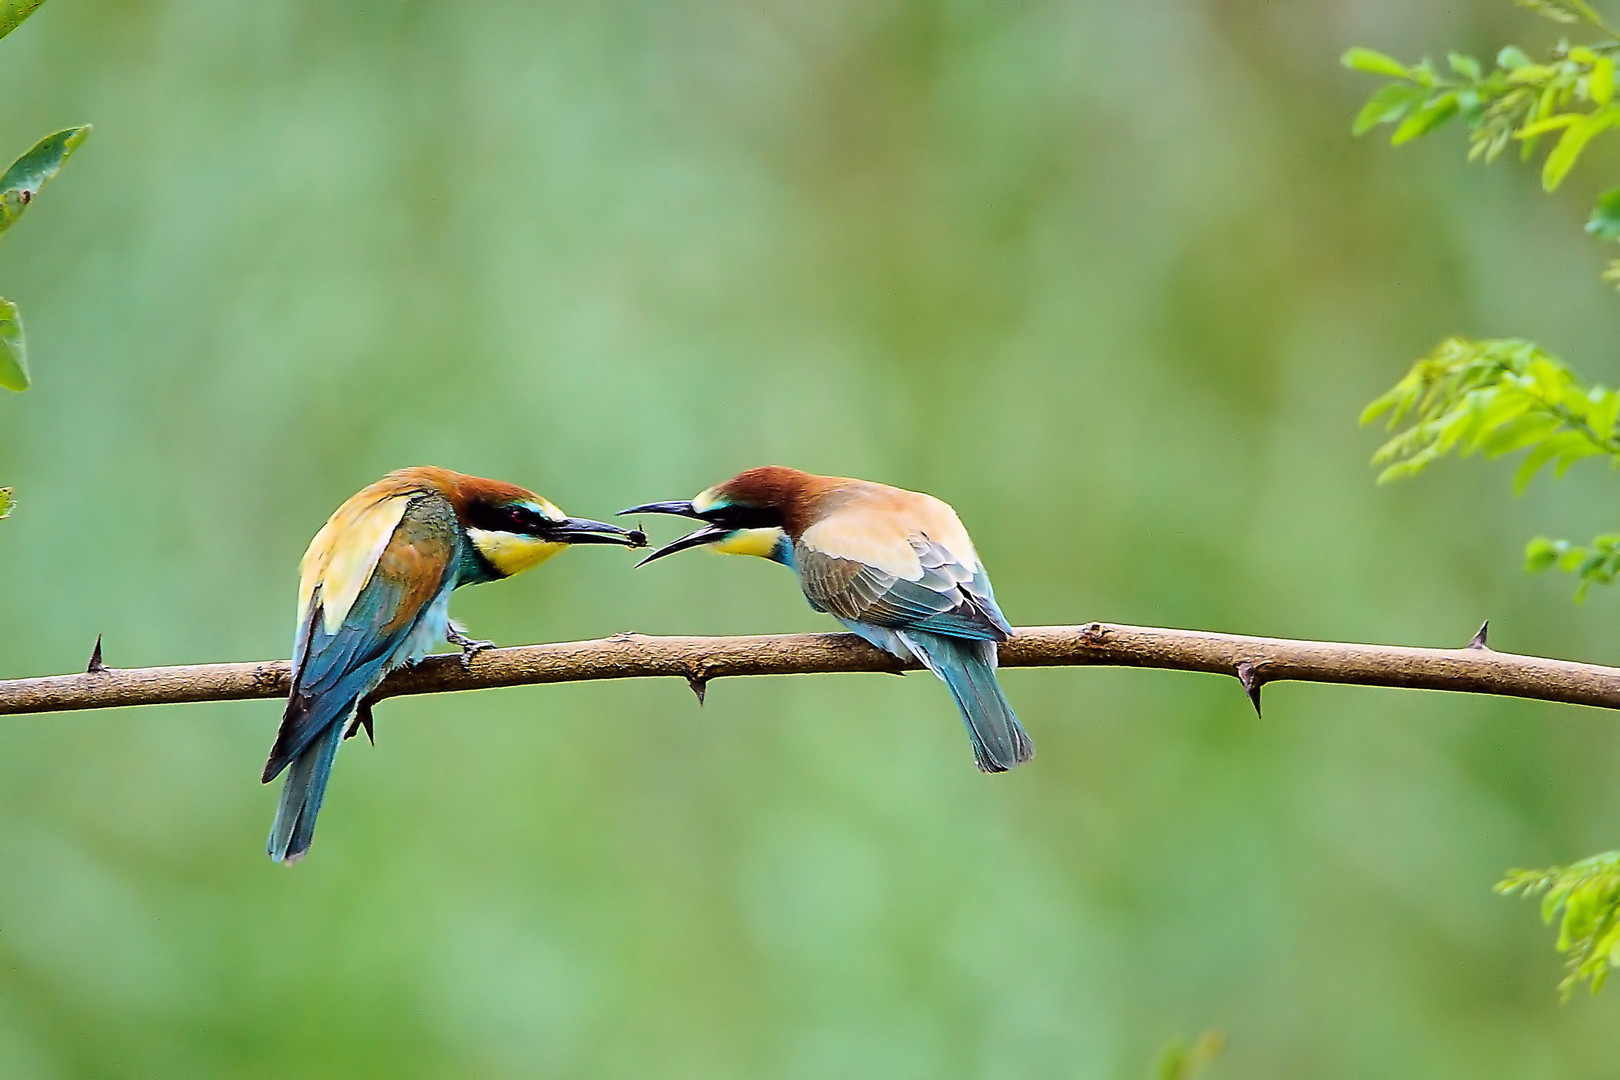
[398,582,455,666]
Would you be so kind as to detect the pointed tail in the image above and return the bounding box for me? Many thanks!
[266,719,345,863]
[897,630,1034,773]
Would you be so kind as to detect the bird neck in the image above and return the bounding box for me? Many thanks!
[455,536,504,586]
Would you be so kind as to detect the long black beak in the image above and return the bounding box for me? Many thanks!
[618,500,703,520]
[634,523,732,566]
[543,517,647,547]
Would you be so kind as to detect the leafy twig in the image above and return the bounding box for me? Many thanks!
[1499,852,1620,996]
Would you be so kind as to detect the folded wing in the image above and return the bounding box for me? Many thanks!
[795,492,1012,642]
[263,493,458,781]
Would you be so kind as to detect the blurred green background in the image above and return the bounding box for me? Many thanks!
[2,1,1619,1075]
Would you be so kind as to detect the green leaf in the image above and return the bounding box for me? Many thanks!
[1512,0,1582,23]
[1525,536,1565,571]
[1587,188,1620,241]
[0,298,25,392]
[1517,113,1584,138]
[1342,47,1411,79]
[1543,109,1620,190]
[0,487,10,521]
[0,0,46,44]
[1352,83,1427,135]
[1448,52,1482,81]
[0,125,89,236]
[1391,92,1460,144]
[1154,1031,1226,1080]
[1593,57,1615,106]
[1508,64,1561,85]
[1499,46,1534,71]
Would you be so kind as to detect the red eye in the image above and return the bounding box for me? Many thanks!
[508,507,531,530]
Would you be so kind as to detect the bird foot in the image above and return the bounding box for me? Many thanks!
[445,624,495,669]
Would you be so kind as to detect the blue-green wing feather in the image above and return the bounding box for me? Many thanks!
[264,494,460,863]
[796,538,1011,642]
[264,573,441,780]
[796,537,1031,772]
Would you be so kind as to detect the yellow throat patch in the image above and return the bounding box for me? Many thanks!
[467,529,566,577]
[712,527,786,559]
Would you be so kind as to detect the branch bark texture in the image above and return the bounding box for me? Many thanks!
[3,622,1619,717]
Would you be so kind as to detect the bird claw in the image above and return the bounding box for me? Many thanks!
[445,624,495,668]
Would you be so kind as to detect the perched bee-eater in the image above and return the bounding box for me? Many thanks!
[262,466,643,863]
[623,466,1033,772]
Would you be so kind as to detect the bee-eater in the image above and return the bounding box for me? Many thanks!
[623,466,1033,773]
[263,466,642,863]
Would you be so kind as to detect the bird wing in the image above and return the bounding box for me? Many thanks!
[264,492,459,780]
[795,490,1012,642]
[297,487,416,636]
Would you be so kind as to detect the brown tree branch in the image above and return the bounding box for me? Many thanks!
[2,622,1619,717]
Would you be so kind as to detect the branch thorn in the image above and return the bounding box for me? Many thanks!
[1468,621,1490,650]
[86,634,107,674]
[1235,660,1264,717]
[687,673,708,706]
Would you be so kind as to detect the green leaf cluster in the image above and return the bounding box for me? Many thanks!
[0,126,88,394]
[1362,337,1620,599]
[1524,533,1620,596]
[0,0,87,523]
[0,2,87,396]
[1343,36,1620,187]
[1498,852,1620,997]
[1350,4,1620,996]
[1362,337,1620,486]
[1344,1,1620,295]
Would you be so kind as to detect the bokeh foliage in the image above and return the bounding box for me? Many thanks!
[1349,0,1620,996]
[1153,1030,1225,1080]
[0,126,89,393]
[0,0,87,535]
[3,0,1620,1075]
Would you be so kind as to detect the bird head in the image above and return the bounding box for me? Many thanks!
[621,466,818,566]
[454,476,646,578]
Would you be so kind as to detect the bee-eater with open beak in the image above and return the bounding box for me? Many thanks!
[623,466,1034,773]
[262,466,643,863]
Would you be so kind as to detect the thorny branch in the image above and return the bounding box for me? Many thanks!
[2,621,1618,717]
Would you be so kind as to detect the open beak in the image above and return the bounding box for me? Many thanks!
[618,500,703,520]
[543,517,647,547]
[634,523,732,566]
[618,499,724,565]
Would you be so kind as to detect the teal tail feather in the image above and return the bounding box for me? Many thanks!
[897,630,1034,773]
[267,719,345,864]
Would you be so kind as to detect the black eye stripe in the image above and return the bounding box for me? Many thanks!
[711,505,783,530]
[467,502,549,535]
